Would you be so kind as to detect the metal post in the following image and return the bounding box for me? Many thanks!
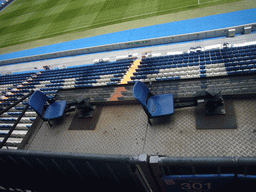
[136,154,160,192]
[0,90,34,116]
[149,156,166,192]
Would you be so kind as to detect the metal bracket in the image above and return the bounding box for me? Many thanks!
[205,87,225,115]
[196,86,225,115]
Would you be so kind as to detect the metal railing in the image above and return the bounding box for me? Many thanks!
[0,150,156,192]
[0,91,34,149]
[0,150,256,192]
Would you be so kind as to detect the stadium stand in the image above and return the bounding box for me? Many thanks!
[0,72,36,149]
[0,59,134,149]
[131,42,256,83]
[1,40,256,149]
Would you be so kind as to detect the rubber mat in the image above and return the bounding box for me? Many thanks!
[69,107,103,130]
[196,100,237,129]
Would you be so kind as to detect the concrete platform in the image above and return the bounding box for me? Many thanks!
[24,94,256,157]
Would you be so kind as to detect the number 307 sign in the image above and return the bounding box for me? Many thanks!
[162,174,234,192]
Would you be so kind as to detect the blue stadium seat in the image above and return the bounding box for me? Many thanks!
[29,90,67,126]
[133,81,174,125]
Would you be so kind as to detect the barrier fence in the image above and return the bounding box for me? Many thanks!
[0,150,256,192]
[0,150,156,192]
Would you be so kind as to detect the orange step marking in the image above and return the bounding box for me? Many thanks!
[110,59,141,101]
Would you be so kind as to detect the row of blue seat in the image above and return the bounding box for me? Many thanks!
[74,82,118,88]
[7,89,30,93]
[25,73,124,85]
[139,56,256,70]
[142,45,256,61]
[0,76,33,83]
[0,80,25,86]
[142,52,256,64]
[38,64,130,76]
[0,124,31,129]
[4,93,24,98]
[0,118,36,122]
[0,73,34,81]
[37,67,129,79]
[39,61,132,75]
[130,69,256,83]
[34,70,127,82]
[0,97,18,102]
[217,44,256,50]
[139,59,256,71]
[40,82,118,90]
[77,74,123,81]
[2,90,56,99]
[143,52,253,62]
[75,78,121,84]
[225,60,256,66]
[131,70,256,84]
[143,48,256,61]
[1,112,33,117]
[39,78,121,87]
[0,79,33,86]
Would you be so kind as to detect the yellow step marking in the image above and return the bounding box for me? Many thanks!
[121,59,141,84]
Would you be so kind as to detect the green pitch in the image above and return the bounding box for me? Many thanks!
[0,0,240,49]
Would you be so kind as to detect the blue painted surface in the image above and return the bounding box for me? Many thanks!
[0,8,256,61]
[162,174,235,192]
[0,0,15,12]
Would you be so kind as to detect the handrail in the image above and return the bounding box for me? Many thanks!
[0,104,30,149]
[0,91,35,149]
[0,90,34,116]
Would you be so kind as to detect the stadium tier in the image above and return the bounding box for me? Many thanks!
[0,59,134,149]
[1,40,256,149]
[1,39,256,191]
[131,43,256,82]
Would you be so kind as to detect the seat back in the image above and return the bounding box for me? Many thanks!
[29,90,49,116]
[133,81,150,108]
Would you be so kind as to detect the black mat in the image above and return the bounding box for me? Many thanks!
[69,106,103,130]
[196,100,237,129]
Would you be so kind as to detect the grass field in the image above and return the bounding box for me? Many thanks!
[0,0,241,49]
